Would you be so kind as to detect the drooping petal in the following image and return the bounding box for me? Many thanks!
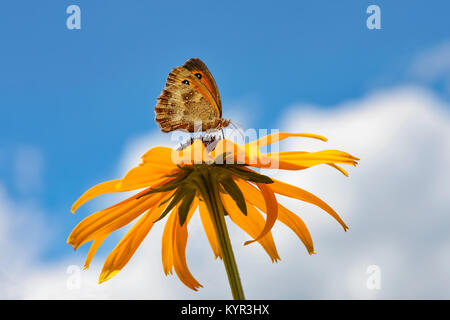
[270,179,348,231]
[172,198,202,290]
[234,179,268,211]
[119,166,177,190]
[277,204,315,254]
[69,178,174,248]
[198,200,221,259]
[221,193,280,262]
[71,151,181,213]
[236,180,315,254]
[83,234,108,269]
[327,163,349,177]
[98,201,167,284]
[68,192,167,249]
[243,183,278,246]
[161,197,199,277]
[161,209,176,275]
[84,195,170,271]
[72,180,122,213]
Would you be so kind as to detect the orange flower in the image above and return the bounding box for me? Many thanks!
[68,132,358,296]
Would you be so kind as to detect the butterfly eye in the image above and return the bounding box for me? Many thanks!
[195,73,202,79]
[182,80,190,85]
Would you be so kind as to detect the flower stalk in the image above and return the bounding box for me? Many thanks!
[199,168,245,300]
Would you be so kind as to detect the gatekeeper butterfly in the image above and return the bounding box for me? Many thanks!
[154,58,230,133]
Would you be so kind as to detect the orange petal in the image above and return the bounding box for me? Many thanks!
[327,163,349,176]
[211,139,246,164]
[172,199,202,290]
[162,197,199,276]
[68,192,167,249]
[243,183,278,246]
[274,160,350,175]
[276,150,358,164]
[235,179,266,210]
[175,139,212,165]
[69,178,173,247]
[236,180,314,254]
[119,165,178,190]
[141,146,178,167]
[221,193,280,262]
[261,150,358,171]
[212,139,277,169]
[276,150,358,159]
[98,202,166,284]
[277,203,315,254]
[233,133,328,168]
[83,234,108,270]
[161,209,176,275]
[71,150,181,213]
[247,132,327,149]
[198,200,221,259]
[271,179,348,231]
[72,180,121,213]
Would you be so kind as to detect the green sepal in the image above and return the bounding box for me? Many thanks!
[224,166,273,184]
[158,191,176,207]
[136,171,190,199]
[153,186,186,223]
[178,187,196,226]
[219,175,247,216]
[213,152,232,165]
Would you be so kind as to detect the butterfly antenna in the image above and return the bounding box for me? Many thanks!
[229,120,244,141]
[223,122,233,140]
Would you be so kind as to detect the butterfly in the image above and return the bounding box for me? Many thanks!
[155,58,230,133]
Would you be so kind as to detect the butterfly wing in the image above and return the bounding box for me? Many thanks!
[182,58,222,117]
[155,66,222,132]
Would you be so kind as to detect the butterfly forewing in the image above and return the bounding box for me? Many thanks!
[154,58,229,133]
[155,67,220,132]
[182,58,222,116]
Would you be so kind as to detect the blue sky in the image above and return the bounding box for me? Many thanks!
[0,1,449,298]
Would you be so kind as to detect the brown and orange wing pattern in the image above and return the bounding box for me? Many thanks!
[154,58,227,133]
[182,58,222,116]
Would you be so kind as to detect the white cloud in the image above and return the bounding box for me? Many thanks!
[269,85,450,299]
[409,41,450,95]
[410,41,450,82]
[13,146,44,195]
[0,183,51,299]
[1,85,450,299]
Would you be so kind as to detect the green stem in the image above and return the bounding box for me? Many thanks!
[200,170,245,300]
